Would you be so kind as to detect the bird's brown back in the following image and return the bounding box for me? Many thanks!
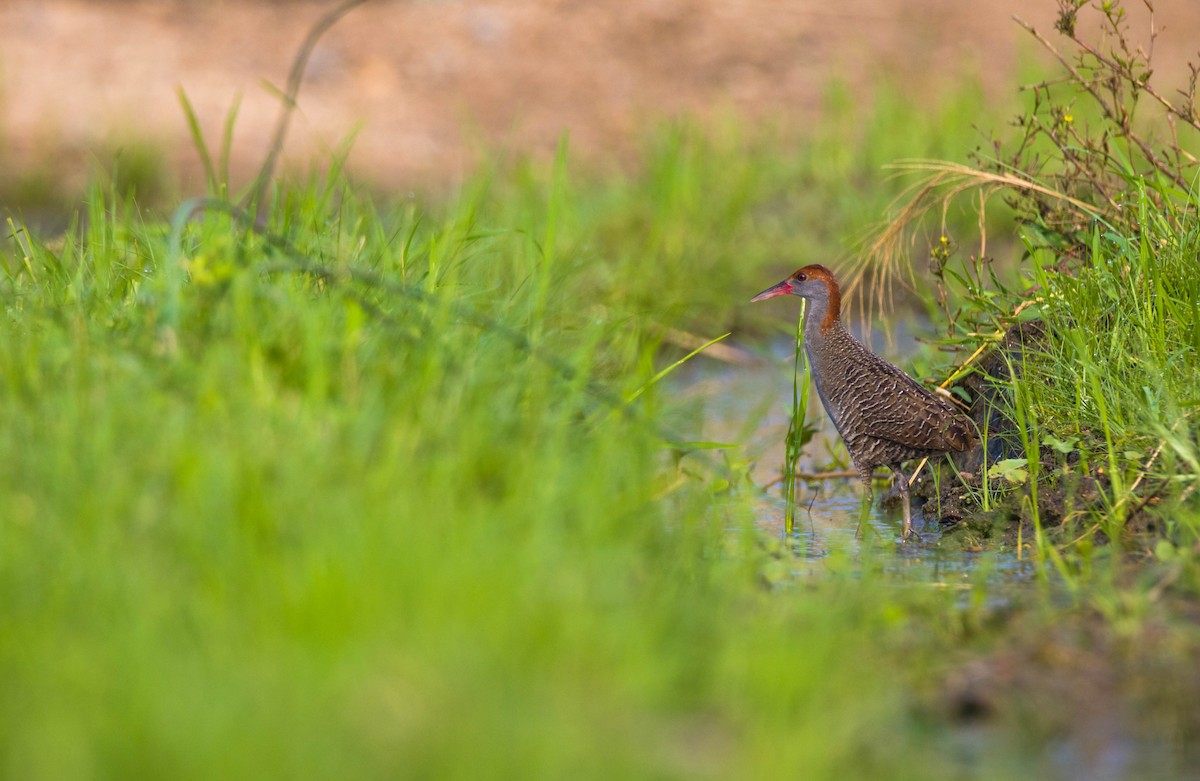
[806,320,975,470]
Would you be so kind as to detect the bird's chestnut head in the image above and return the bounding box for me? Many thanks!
[750,265,839,303]
[750,264,842,330]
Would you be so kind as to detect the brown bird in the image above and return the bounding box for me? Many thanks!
[751,264,975,539]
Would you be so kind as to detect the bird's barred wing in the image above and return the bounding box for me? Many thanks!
[851,353,976,453]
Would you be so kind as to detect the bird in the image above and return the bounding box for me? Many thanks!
[751,264,976,539]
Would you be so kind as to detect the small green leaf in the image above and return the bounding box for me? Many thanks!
[1043,435,1079,454]
[987,458,1029,484]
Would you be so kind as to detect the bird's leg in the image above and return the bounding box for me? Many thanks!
[892,466,913,541]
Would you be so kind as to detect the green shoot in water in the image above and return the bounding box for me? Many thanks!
[784,302,813,536]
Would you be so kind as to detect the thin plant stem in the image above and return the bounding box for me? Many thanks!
[783,301,810,536]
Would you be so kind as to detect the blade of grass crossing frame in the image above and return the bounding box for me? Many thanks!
[177,88,217,194]
[784,302,811,536]
[219,94,243,198]
[625,332,732,405]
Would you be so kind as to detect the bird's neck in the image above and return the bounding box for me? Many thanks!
[803,292,842,342]
[803,295,857,380]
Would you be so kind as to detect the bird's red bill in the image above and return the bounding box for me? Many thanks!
[750,279,793,302]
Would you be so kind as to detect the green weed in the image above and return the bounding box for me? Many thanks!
[862,1,1200,576]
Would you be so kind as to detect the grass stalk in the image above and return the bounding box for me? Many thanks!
[783,302,811,536]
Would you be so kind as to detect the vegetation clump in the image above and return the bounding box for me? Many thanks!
[875,0,1200,571]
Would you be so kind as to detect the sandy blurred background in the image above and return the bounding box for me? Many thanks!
[1,0,1198,199]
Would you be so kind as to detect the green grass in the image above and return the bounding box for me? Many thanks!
[1012,187,1200,562]
[0,186,971,778]
[1,76,1198,779]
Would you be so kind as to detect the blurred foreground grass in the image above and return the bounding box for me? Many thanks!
[0,79,1197,779]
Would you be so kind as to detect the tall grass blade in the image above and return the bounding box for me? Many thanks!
[219,93,243,197]
[177,87,217,194]
[624,332,731,404]
[784,302,811,536]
